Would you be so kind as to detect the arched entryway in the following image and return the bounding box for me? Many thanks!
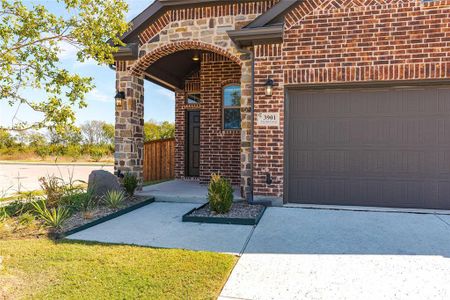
[114,41,252,196]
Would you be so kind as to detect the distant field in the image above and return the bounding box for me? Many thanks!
[0,154,113,164]
[0,163,114,197]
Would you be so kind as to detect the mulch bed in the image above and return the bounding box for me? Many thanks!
[183,202,266,225]
[1,196,154,240]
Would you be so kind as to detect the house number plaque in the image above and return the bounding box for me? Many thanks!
[257,112,279,127]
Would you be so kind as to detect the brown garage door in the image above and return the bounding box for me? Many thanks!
[287,86,450,209]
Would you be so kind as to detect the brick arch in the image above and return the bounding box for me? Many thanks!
[221,78,241,87]
[130,41,242,76]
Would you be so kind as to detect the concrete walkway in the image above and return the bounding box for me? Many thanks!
[220,208,450,300]
[67,202,253,254]
[138,180,242,203]
[66,202,450,299]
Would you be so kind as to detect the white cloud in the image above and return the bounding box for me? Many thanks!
[86,88,111,103]
[155,87,175,99]
[58,42,78,61]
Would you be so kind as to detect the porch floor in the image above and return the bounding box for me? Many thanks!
[137,179,243,203]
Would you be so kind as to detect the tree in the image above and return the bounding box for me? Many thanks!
[47,126,82,145]
[26,131,47,147]
[0,0,128,134]
[102,123,115,145]
[80,120,113,145]
[0,129,16,148]
[144,120,175,142]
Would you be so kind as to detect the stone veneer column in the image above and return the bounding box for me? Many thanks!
[115,62,145,185]
[240,58,253,199]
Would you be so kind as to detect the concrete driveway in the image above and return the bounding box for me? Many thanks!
[220,208,450,300]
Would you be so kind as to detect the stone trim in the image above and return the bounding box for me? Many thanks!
[130,41,243,76]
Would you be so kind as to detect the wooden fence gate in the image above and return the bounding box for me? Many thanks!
[143,138,175,182]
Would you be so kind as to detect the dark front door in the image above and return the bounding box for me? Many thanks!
[186,110,200,177]
[287,85,450,210]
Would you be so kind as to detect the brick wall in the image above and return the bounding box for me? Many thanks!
[251,0,450,200]
[253,44,285,198]
[174,53,242,185]
[283,0,450,84]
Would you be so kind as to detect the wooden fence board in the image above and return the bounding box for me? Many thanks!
[143,138,175,182]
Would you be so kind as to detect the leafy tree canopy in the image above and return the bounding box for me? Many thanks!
[0,0,128,134]
[144,120,175,142]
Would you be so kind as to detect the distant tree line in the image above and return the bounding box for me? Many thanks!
[0,120,175,162]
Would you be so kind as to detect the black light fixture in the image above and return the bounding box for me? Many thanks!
[192,51,200,62]
[265,77,274,96]
[115,91,125,109]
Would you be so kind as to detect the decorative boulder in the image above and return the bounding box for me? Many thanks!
[87,170,122,198]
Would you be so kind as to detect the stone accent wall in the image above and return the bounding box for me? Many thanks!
[250,0,450,201]
[139,0,280,45]
[115,61,145,182]
[121,2,268,196]
[174,54,242,185]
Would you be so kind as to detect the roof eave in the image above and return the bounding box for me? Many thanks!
[113,43,139,60]
[227,25,284,47]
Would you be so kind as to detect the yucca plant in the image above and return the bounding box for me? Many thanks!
[103,190,126,209]
[31,201,71,229]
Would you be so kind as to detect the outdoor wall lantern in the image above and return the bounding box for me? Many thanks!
[192,51,200,62]
[265,77,274,96]
[115,91,125,109]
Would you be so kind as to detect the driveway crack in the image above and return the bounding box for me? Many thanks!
[239,225,256,256]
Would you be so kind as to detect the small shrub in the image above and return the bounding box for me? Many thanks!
[39,175,64,208]
[35,146,50,160]
[89,146,105,162]
[0,206,9,221]
[123,173,138,196]
[66,144,82,162]
[18,212,35,225]
[3,200,44,217]
[61,189,96,212]
[31,201,71,229]
[103,190,126,209]
[208,173,233,214]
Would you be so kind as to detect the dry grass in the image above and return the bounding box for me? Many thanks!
[0,154,113,163]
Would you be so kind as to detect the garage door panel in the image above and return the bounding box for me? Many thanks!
[288,176,445,208]
[293,149,450,177]
[287,86,450,209]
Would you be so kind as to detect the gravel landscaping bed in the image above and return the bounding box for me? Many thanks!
[183,202,266,225]
[58,196,152,234]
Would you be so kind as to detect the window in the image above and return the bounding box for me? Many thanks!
[186,93,201,104]
[223,85,241,130]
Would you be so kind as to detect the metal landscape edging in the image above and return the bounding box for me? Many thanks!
[59,197,155,239]
[182,203,266,226]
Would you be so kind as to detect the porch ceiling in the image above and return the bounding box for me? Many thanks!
[145,50,200,91]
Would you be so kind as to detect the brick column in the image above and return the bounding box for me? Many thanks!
[115,62,145,184]
[240,58,253,199]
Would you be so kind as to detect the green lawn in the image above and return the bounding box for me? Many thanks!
[0,239,236,299]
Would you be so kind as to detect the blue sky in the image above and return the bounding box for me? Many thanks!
[0,0,174,128]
